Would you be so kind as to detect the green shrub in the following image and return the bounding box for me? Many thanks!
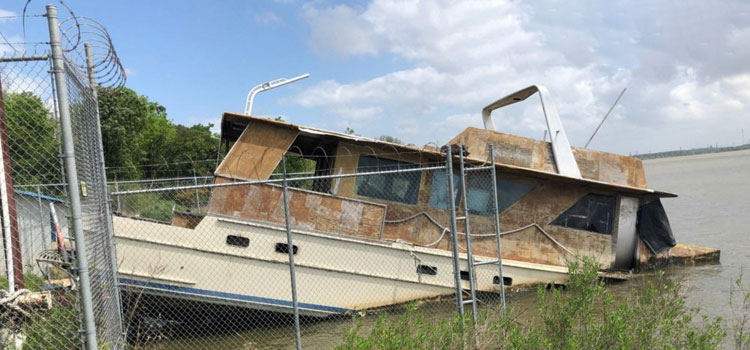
[337,257,726,350]
[22,304,82,350]
[337,303,472,350]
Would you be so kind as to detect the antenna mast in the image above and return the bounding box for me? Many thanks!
[584,88,626,149]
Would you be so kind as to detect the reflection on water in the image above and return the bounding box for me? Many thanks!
[155,150,750,349]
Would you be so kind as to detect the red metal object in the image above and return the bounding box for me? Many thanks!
[0,74,24,289]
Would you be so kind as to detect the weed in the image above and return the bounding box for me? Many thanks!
[337,257,726,350]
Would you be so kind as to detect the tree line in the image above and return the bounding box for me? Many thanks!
[3,87,219,185]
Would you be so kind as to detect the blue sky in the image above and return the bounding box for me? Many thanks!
[2,1,750,155]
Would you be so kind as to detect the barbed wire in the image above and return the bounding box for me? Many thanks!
[0,1,126,88]
[21,0,79,52]
[0,14,45,20]
[60,16,126,87]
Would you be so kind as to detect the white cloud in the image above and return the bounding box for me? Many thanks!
[252,11,283,27]
[123,67,136,77]
[296,0,750,154]
[0,9,17,22]
[304,5,379,57]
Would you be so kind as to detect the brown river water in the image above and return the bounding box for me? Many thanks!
[157,149,750,349]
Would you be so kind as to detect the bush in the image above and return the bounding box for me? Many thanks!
[22,304,82,350]
[337,257,726,350]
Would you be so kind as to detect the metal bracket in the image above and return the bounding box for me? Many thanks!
[481,85,582,179]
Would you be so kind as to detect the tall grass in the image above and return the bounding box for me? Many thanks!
[337,257,728,350]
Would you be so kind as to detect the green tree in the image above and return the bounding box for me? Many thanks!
[97,86,173,179]
[3,91,60,185]
[163,123,219,177]
[98,87,221,180]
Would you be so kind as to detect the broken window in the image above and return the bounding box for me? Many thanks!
[355,155,420,204]
[495,178,534,213]
[416,265,438,275]
[428,168,460,210]
[271,155,318,190]
[270,136,337,193]
[550,194,616,234]
[429,170,533,215]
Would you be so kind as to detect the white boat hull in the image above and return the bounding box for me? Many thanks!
[114,215,569,317]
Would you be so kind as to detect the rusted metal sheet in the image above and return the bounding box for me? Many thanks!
[330,145,615,268]
[215,121,299,181]
[210,118,648,270]
[220,115,668,196]
[208,179,386,238]
[637,241,719,268]
[171,211,203,229]
[448,127,648,189]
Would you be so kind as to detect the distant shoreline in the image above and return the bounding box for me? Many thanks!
[634,144,750,160]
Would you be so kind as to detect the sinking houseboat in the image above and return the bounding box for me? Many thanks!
[113,85,718,317]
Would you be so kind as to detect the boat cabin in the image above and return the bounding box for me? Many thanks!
[205,110,676,272]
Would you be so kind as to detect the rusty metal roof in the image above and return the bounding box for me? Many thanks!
[218,112,677,198]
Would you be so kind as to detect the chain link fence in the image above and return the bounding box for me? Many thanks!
[0,62,510,348]
[1,6,512,350]
[0,6,123,350]
[108,148,509,349]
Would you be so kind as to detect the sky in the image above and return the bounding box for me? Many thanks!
[1,0,749,155]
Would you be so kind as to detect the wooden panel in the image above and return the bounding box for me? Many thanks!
[208,183,386,238]
[215,121,299,180]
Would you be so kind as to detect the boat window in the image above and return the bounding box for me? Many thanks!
[428,168,460,210]
[460,270,471,281]
[493,276,513,286]
[226,235,249,247]
[355,155,420,204]
[428,171,533,215]
[550,194,616,234]
[271,156,319,191]
[275,243,298,255]
[416,265,438,275]
[496,178,535,213]
[466,175,534,216]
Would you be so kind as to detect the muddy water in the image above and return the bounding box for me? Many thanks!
[157,150,749,349]
[641,150,750,319]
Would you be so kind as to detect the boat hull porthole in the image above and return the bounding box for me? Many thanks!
[492,276,512,286]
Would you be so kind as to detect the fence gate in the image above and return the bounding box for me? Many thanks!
[0,5,124,350]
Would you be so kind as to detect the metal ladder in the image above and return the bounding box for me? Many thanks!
[445,144,507,331]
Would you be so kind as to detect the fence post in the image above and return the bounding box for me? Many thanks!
[37,184,45,245]
[114,175,120,212]
[47,5,100,350]
[85,42,125,336]
[193,167,200,214]
[488,144,506,311]
[281,156,302,350]
[0,75,24,292]
[444,146,464,315]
